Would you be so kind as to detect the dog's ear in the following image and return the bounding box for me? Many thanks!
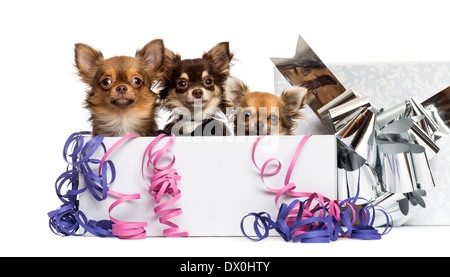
[136,39,166,72]
[280,86,307,118]
[162,47,181,77]
[164,47,181,64]
[225,76,249,106]
[203,42,234,75]
[74,43,103,84]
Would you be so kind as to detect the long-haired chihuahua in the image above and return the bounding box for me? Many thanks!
[160,42,234,136]
[226,76,307,135]
[74,39,167,137]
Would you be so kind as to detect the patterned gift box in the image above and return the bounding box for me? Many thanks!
[274,61,450,225]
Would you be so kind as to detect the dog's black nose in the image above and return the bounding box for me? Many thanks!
[192,89,203,98]
[116,85,128,94]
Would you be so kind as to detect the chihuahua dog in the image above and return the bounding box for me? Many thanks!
[74,39,167,137]
[160,42,234,135]
[226,77,307,135]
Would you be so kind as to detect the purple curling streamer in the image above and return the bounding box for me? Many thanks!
[241,135,392,243]
[241,199,336,243]
[240,212,273,242]
[48,203,83,236]
[241,197,392,243]
[74,211,114,238]
[48,132,115,237]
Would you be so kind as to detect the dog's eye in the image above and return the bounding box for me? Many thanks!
[101,78,112,90]
[132,77,143,87]
[177,79,188,89]
[243,110,252,118]
[270,114,279,122]
[204,77,214,87]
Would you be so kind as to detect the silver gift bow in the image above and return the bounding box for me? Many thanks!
[319,89,448,216]
[367,100,436,195]
[326,91,438,204]
[271,35,449,218]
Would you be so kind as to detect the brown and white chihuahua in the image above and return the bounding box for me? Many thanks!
[74,39,167,137]
[160,42,234,135]
[226,77,307,135]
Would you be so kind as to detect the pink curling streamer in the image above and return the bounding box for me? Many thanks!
[98,134,148,239]
[252,135,363,237]
[142,134,189,237]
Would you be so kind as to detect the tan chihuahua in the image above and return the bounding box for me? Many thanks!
[226,77,307,135]
[74,39,167,137]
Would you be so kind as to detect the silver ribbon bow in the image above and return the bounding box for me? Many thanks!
[271,35,450,217]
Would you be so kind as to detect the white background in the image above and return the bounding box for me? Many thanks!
[1,0,450,257]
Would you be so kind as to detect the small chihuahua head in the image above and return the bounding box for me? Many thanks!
[74,39,166,136]
[161,42,234,119]
[227,77,307,135]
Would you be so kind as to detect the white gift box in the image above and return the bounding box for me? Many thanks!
[77,61,450,239]
[78,135,337,237]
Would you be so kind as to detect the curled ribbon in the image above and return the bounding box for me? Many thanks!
[108,191,148,239]
[50,132,189,239]
[67,132,111,202]
[49,132,145,238]
[241,135,391,242]
[48,132,114,237]
[48,203,83,236]
[97,134,149,240]
[142,134,189,237]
